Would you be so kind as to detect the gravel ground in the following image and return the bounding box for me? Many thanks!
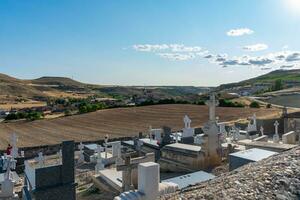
[160,146,300,200]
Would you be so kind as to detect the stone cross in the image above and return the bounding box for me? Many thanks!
[183,115,191,129]
[78,142,85,163]
[274,121,279,135]
[37,152,45,167]
[116,153,155,192]
[206,93,219,122]
[273,121,280,143]
[10,133,18,158]
[260,126,264,136]
[0,156,17,198]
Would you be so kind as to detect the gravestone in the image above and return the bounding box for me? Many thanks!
[247,114,257,132]
[0,156,18,199]
[206,92,219,122]
[78,142,85,164]
[182,115,195,143]
[37,152,45,167]
[260,126,264,136]
[161,126,172,147]
[273,121,280,143]
[10,133,19,159]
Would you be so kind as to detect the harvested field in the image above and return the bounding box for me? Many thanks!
[0,104,281,149]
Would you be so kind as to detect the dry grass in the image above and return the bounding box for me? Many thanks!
[0,101,47,110]
[0,104,281,149]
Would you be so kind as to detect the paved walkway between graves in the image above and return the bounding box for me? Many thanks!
[0,104,281,149]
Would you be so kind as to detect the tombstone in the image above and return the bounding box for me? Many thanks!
[0,156,18,199]
[184,115,191,129]
[37,152,45,167]
[247,114,257,132]
[24,141,76,200]
[138,132,143,139]
[218,123,228,138]
[10,133,19,159]
[95,145,105,174]
[161,126,172,147]
[110,141,121,158]
[206,93,219,122]
[137,162,159,200]
[182,115,195,143]
[282,131,297,144]
[231,126,240,141]
[78,142,85,164]
[260,126,264,136]
[273,121,280,143]
[149,126,162,142]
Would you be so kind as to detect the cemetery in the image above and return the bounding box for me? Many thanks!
[0,93,299,200]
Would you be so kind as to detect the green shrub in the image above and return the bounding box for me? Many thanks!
[250,101,260,108]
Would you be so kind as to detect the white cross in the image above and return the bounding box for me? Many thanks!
[78,142,84,152]
[37,152,44,167]
[274,121,279,135]
[260,126,264,136]
[10,133,18,158]
[206,93,219,122]
[183,115,191,129]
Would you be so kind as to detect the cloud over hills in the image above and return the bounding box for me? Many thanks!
[226,28,254,36]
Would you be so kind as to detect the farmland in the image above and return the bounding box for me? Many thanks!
[0,104,281,149]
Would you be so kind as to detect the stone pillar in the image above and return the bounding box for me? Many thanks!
[138,162,159,200]
[62,141,75,184]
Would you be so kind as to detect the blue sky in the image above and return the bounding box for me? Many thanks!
[0,0,300,86]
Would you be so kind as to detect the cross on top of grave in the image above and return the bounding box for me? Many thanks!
[78,142,84,152]
[274,121,279,135]
[183,115,191,129]
[37,152,45,167]
[260,126,264,136]
[10,133,18,158]
[206,93,219,122]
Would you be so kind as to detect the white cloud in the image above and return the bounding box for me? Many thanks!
[132,44,169,52]
[227,28,254,36]
[243,43,268,52]
[205,50,300,69]
[169,44,202,52]
[157,53,195,61]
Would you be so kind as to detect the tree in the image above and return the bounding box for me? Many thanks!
[273,79,283,91]
[250,101,260,108]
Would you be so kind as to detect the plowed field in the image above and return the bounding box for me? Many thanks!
[0,104,280,149]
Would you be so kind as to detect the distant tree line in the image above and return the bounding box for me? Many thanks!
[5,111,44,121]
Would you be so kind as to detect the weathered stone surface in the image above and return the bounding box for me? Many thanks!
[160,146,300,200]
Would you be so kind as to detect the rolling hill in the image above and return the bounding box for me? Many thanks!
[0,73,211,102]
[217,69,300,91]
